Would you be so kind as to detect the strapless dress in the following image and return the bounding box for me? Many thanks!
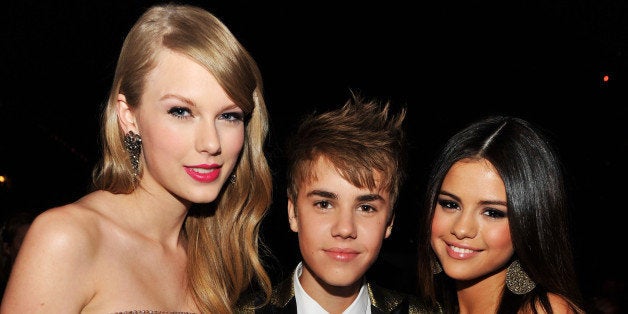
[112,311,196,314]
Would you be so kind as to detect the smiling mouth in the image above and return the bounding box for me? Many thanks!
[449,245,476,254]
[185,167,220,183]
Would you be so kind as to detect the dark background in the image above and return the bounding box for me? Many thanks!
[1,0,626,304]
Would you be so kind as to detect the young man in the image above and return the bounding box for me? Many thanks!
[244,94,438,313]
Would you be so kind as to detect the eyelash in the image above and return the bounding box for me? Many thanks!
[438,199,459,210]
[168,106,191,119]
[313,201,377,213]
[167,107,244,123]
[221,112,244,123]
[314,200,331,209]
[436,199,506,219]
[359,204,377,213]
[484,209,506,219]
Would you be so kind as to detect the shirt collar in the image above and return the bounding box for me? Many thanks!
[292,261,371,314]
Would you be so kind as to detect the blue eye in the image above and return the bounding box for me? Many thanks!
[168,107,192,119]
[220,112,244,122]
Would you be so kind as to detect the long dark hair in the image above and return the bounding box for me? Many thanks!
[416,115,584,313]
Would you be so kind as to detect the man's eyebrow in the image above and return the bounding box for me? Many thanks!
[306,190,337,199]
[357,194,383,202]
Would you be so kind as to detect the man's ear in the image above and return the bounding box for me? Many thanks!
[385,213,395,239]
[287,198,298,233]
[117,93,137,133]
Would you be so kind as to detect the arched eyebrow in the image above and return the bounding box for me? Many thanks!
[439,190,507,207]
[160,93,195,106]
[438,190,460,202]
[479,200,507,207]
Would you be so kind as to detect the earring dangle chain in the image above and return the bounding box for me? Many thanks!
[124,131,142,176]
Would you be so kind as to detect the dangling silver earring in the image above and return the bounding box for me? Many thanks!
[431,257,443,275]
[229,173,236,184]
[506,259,536,295]
[124,130,142,176]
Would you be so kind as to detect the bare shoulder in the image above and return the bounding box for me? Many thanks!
[27,193,106,254]
[0,191,111,312]
[11,191,113,276]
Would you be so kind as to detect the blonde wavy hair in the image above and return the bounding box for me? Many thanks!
[91,4,272,312]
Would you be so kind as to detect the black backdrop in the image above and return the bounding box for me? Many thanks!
[2,0,627,301]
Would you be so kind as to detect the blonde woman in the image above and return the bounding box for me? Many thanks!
[1,4,272,313]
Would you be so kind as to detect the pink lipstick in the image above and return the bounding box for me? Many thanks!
[445,242,480,260]
[185,164,220,183]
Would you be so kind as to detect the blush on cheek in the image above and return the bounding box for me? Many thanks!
[429,228,441,250]
[485,225,513,252]
[430,212,447,238]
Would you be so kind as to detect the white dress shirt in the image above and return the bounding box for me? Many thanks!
[292,262,371,314]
